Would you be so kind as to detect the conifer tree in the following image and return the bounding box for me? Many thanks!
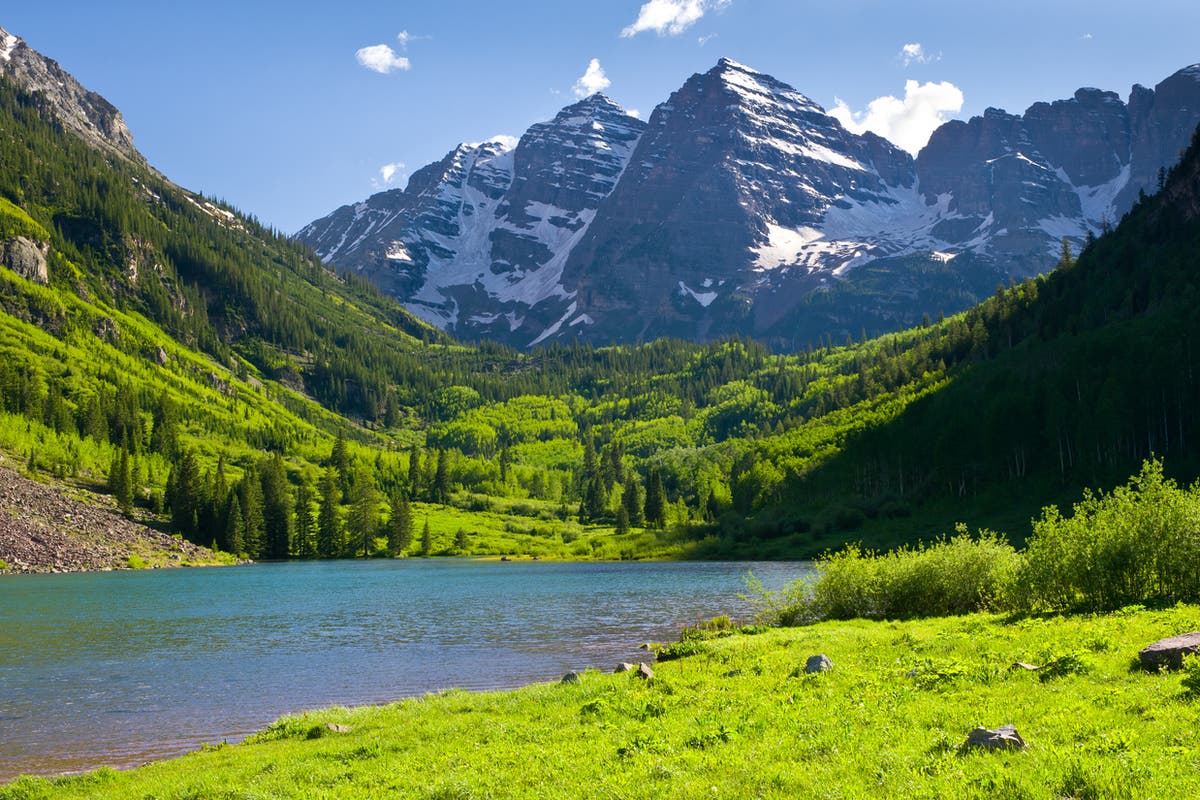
[623,475,644,527]
[239,475,266,559]
[294,477,316,558]
[260,454,292,559]
[387,491,413,557]
[433,449,450,505]
[615,505,630,536]
[108,446,133,516]
[420,517,432,556]
[349,471,381,558]
[317,467,342,558]
[644,468,667,529]
[224,492,244,556]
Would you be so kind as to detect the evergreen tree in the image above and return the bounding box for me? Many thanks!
[317,467,342,558]
[260,454,292,559]
[420,517,432,556]
[408,447,423,498]
[239,475,266,559]
[387,491,413,557]
[348,471,381,558]
[224,492,244,556]
[615,505,630,536]
[433,449,450,505]
[168,447,202,542]
[454,527,469,553]
[644,468,667,529]
[622,475,644,527]
[293,477,316,558]
[330,432,350,493]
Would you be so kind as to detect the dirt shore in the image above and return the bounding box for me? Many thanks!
[0,461,223,574]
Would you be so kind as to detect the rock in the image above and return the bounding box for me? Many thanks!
[560,672,581,684]
[965,724,1026,751]
[614,662,635,673]
[155,346,169,366]
[1011,662,1041,671]
[1,236,49,284]
[638,643,655,651]
[804,654,833,674]
[324,723,351,734]
[1138,631,1200,670]
[723,669,743,678]
[635,663,654,680]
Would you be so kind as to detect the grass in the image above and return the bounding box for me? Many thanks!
[7,606,1200,798]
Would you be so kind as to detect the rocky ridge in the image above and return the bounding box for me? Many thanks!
[301,60,1200,348]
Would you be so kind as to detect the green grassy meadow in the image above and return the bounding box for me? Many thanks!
[6,606,1200,799]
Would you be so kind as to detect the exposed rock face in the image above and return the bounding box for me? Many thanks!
[297,94,645,343]
[964,724,1026,751]
[1,236,49,283]
[0,24,141,163]
[804,654,833,674]
[300,60,1200,349]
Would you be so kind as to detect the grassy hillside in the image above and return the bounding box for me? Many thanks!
[6,605,1199,798]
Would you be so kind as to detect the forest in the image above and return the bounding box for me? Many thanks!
[3,69,1200,562]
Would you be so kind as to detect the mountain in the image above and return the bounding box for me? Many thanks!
[296,94,646,344]
[300,59,1200,349]
[0,25,140,163]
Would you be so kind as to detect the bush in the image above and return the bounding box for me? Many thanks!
[748,528,1020,625]
[1019,459,1200,612]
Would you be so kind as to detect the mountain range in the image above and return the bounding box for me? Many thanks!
[298,58,1200,348]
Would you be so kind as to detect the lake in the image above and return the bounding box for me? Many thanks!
[0,559,808,781]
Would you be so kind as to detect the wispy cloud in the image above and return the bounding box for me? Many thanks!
[380,162,405,184]
[621,0,731,38]
[698,33,718,47]
[900,42,939,66]
[1082,32,1094,40]
[356,44,410,74]
[395,30,430,49]
[830,80,963,155]
[573,58,612,98]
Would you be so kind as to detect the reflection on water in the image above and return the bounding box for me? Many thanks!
[0,559,807,780]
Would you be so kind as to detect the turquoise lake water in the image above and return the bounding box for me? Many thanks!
[0,559,808,780]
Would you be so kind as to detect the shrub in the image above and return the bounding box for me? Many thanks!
[126,554,149,569]
[1019,459,1200,612]
[748,528,1020,625]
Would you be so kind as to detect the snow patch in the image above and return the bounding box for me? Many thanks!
[529,301,578,346]
[385,241,413,262]
[0,33,19,62]
[677,281,718,307]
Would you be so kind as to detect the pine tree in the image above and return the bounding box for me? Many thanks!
[615,505,630,536]
[260,454,292,559]
[622,475,644,527]
[454,527,469,553]
[224,492,244,556]
[387,491,413,557]
[408,447,423,498]
[348,471,381,558]
[294,478,316,558]
[317,467,342,558]
[239,475,266,558]
[108,446,133,516]
[433,449,450,505]
[644,468,666,529]
[420,518,432,556]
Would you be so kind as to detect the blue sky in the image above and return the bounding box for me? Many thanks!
[4,1,1199,233]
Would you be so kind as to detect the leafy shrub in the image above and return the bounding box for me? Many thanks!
[1019,460,1200,612]
[126,554,148,570]
[1181,655,1200,698]
[747,528,1019,624]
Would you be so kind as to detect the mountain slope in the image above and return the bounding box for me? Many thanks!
[302,59,1200,350]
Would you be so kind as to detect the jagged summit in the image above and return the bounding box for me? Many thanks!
[0,22,141,163]
[302,58,1200,349]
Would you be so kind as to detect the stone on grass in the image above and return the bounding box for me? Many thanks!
[614,662,635,673]
[561,671,581,684]
[636,663,654,680]
[965,724,1025,751]
[1138,631,1200,670]
[1011,662,1041,671]
[324,723,352,734]
[805,654,833,674]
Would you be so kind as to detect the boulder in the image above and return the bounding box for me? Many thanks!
[1,236,49,284]
[1138,631,1200,670]
[964,724,1026,751]
[614,662,635,673]
[635,663,654,680]
[560,672,581,685]
[323,723,352,734]
[805,654,833,674]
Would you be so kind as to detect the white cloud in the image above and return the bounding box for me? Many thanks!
[627,109,641,118]
[900,42,939,66]
[573,58,611,98]
[829,80,964,155]
[395,30,429,49]
[621,0,731,38]
[356,44,411,74]
[698,33,718,47]
[1082,32,1093,40]
[487,135,520,150]
[379,162,405,184]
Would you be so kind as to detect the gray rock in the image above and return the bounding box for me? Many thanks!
[635,663,654,680]
[965,724,1026,751]
[324,723,351,734]
[1,237,49,284]
[560,671,581,684]
[1138,631,1200,670]
[804,654,833,674]
[614,662,635,673]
